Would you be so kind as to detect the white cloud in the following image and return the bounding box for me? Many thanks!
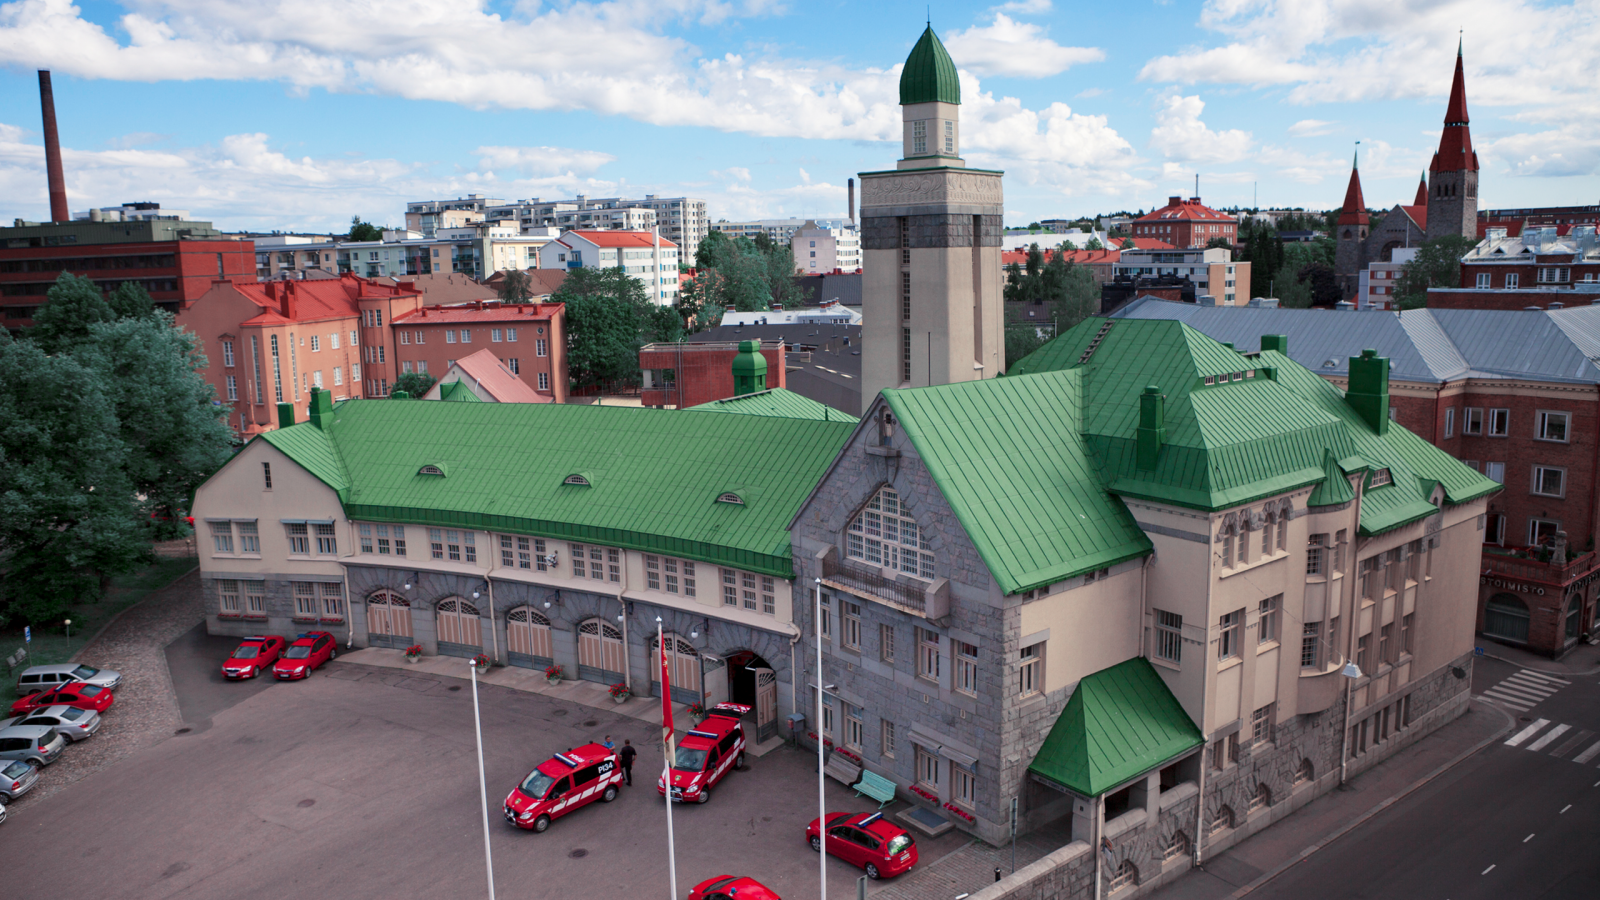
[0,122,30,142]
[944,13,1104,79]
[994,0,1052,14]
[711,166,752,182]
[1287,119,1336,137]
[474,146,617,177]
[1486,125,1600,178]
[1147,94,1253,164]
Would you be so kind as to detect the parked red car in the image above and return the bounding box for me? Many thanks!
[806,811,918,879]
[222,635,287,680]
[503,743,622,832]
[272,631,337,680]
[9,682,115,717]
[658,703,750,804]
[688,875,781,900]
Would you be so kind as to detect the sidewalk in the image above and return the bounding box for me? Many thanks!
[1151,698,1513,900]
[1477,636,1600,676]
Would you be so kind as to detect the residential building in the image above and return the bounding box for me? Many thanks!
[420,348,550,403]
[1,217,255,329]
[1112,297,1600,658]
[539,230,680,305]
[859,26,1004,408]
[390,300,568,402]
[1129,196,1238,249]
[792,220,862,273]
[713,218,815,245]
[687,323,862,417]
[1358,248,1419,310]
[795,313,1492,870]
[255,223,558,282]
[191,388,855,747]
[404,195,499,236]
[1478,205,1600,238]
[640,339,786,409]
[473,194,707,261]
[1113,247,1248,305]
[721,302,860,326]
[1420,225,1600,310]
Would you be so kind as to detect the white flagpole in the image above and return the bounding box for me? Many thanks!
[660,618,678,900]
[816,576,827,900]
[469,662,497,900]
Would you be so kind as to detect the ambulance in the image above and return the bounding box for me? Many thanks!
[504,742,622,832]
[658,703,752,804]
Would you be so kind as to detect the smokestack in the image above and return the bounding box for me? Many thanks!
[847,177,855,225]
[38,71,70,224]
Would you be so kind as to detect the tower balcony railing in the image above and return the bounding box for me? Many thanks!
[819,549,949,620]
[1483,546,1599,587]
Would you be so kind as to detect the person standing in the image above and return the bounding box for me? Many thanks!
[618,738,637,786]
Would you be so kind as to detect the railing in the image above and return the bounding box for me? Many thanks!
[1482,547,1599,586]
[822,556,927,614]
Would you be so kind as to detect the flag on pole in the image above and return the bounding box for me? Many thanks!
[660,627,675,753]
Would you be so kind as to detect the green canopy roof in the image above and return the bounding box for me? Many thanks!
[1028,658,1202,797]
[900,26,960,105]
[688,388,851,422]
[437,381,483,402]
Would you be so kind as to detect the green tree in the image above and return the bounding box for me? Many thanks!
[348,216,383,242]
[392,371,437,397]
[694,230,736,270]
[107,281,156,319]
[1394,234,1477,310]
[496,269,534,303]
[27,273,118,353]
[1120,237,1136,250]
[1273,261,1313,309]
[1298,263,1342,307]
[1085,237,1105,251]
[1004,312,1046,368]
[1060,239,1078,251]
[554,267,654,389]
[1205,236,1234,251]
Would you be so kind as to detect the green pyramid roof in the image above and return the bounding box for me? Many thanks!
[899,26,960,105]
[1307,450,1355,507]
[1028,658,1202,796]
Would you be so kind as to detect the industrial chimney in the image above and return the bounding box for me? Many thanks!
[38,71,70,224]
[847,177,855,226]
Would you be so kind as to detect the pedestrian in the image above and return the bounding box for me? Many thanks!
[619,739,636,786]
[603,734,616,750]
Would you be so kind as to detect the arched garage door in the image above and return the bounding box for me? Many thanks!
[1484,593,1530,644]
[366,591,413,649]
[577,618,624,684]
[651,633,703,705]
[506,607,553,669]
[436,598,484,658]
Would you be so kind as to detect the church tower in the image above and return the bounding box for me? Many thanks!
[1334,154,1370,300]
[858,26,1003,409]
[1426,43,1479,241]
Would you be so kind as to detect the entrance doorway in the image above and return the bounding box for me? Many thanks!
[506,607,553,668]
[651,633,703,704]
[1484,593,1530,643]
[436,598,483,658]
[724,650,778,742]
[366,590,413,649]
[577,618,625,684]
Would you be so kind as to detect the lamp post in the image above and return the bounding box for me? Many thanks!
[64,619,71,642]
[815,577,828,900]
[469,662,497,900]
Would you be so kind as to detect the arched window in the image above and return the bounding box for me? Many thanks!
[1295,758,1314,786]
[1249,782,1272,813]
[717,492,744,505]
[846,486,935,579]
[418,464,445,476]
[1162,830,1190,861]
[1484,593,1530,643]
[1208,804,1234,835]
[1108,860,1139,891]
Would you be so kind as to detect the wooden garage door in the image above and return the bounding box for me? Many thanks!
[436,598,483,658]
[366,591,412,649]
[650,633,702,705]
[577,618,624,684]
[506,607,553,669]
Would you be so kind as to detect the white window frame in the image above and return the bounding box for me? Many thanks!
[1154,610,1182,664]
[1505,272,1519,289]
[210,521,235,554]
[840,600,862,651]
[1018,642,1043,697]
[1475,272,1490,289]
[1529,517,1561,546]
[1301,622,1321,668]
[1258,595,1281,646]
[915,744,938,790]
[286,523,310,555]
[1487,408,1510,437]
[1444,407,1455,438]
[1537,410,1570,443]
[954,641,978,696]
[1532,465,1566,498]
[916,627,940,682]
[1218,609,1243,660]
[1463,407,1484,435]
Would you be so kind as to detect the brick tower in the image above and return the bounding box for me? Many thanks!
[1426,43,1479,241]
[1334,153,1370,300]
[859,26,1004,409]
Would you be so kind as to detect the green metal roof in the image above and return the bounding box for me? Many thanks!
[1007,319,1499,534]
[1307,450,1355,507]
[688,388,854,422]
[1028,658,1203,797]
[250,400,853,578]
[437,381,483,402]
[899,26,960,105]
[882,370,1152,596]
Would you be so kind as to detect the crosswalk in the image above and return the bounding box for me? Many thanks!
[1504,718,1600,765]
[1478,669,1568,712]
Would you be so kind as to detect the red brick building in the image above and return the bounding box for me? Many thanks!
[639,340,785,408]
[1479,205,1600,238]
[1427,223,1600,310]
[1129,196,1237,249]
[389,301,567,402]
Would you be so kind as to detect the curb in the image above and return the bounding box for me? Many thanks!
[1228,699,1514,898]
[1479,649,1600,678]
[69,563,199,664]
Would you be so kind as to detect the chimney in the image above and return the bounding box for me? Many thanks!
[1136,386,1165,470]
[1260,334,1288,355]
[308,387,334,429]
[848,177,856,225]
[276,402,296,430]
[1168,196,1181,207]
[282,282,297,320]
[732,339,768,396]
[1346,349,1390,435]
[38,71,70,223]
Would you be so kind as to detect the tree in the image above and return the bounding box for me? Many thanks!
[1085,237,1105,251]
[348,216,383,242]
[27,273,118,354]
[684,233,796,314]
[1120,237,1136,250]
[1394,234,1477,309]
[1205,236,1234,251]
[496,269,534,304]
[1059,239,1078,251]
[107,281,156,320]
[1298,263,1341,307]
[1273,261,1313,308]
[554,267,654,389]
[392,372,437,397]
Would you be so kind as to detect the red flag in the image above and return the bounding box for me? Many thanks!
[659,628,674,749]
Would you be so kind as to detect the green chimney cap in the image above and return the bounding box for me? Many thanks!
[899,26,961,105]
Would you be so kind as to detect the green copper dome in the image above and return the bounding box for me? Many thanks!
[899,26,960,105]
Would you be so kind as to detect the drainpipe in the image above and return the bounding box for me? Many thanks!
[1195,513,1217,869]
[1093,793,1104,900]
[619,591,631,691]
[342,519,357,648]
[1340,476,1367,787]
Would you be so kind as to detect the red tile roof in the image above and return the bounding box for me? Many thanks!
[1001,248,1121,267]
[393,301,563,325]
[1432,47,1479,173]
[436,348,549,403]
[1414,175,1428,207]
[234,274,416,325]
[1126,237,1177,250]
[559,230,678,249]
[1400,205,1428,231]
[1338,162,1369,226]
[1134,197,1233,223]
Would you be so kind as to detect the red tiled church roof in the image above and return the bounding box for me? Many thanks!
[1431,46,1479,173]
[1338,159,1369,226]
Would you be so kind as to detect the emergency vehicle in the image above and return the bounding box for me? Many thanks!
[504,743,622,832]
[658,702,751,804]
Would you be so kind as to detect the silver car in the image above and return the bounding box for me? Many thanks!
[0,725,66,766]
[0,759,39,801]
[15,663,124,695]
[0,705,102,742]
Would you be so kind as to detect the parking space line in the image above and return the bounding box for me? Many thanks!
[1505,719,1550,747]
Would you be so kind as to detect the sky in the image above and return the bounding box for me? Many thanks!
[0,0,1597,234]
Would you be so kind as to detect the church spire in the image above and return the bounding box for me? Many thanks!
[1339,154,1369,225]
[1414,173,1428,206]
[1431,44,1478,173]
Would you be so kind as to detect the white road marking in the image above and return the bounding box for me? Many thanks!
[1482,865,1496,875]
[1506,719,1551,747]
[1514,670,1570,686]
[1528,724,1572,752]
[1560,804,1571,814]
[1481,691,1534,710]
[1523,833,1535,843]
[1492,681,1554,701]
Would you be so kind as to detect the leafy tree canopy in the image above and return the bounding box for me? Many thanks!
[554,267,655,389]
[1395,234,1477,310]
[392,371,438,397]
[496,269,534,303]
[348,215,384,242]
[27,273,118,353]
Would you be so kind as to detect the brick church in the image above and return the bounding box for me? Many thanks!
[1335,44,1480,299]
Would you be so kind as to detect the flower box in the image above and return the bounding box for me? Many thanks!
[909,784,939,802]
[608,682,631,701]
[943,802,976,823]
[242,614,268,621]
[218,611,242,619]
[833,748,863,764]
[292,615,319,624]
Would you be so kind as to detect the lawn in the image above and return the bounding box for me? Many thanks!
[1,554,197,703]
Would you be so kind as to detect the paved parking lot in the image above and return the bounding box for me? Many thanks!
[2,629,967,900]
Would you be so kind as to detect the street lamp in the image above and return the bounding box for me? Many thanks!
[64,619,72,641]
[469,661,497,900]
[815,577,829,900]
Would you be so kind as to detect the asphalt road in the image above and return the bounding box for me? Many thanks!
[1251,656,1600,900]
[1,630,964,900]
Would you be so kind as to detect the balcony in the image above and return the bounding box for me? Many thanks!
[821,551,949,620]
[1483,546,1600,588]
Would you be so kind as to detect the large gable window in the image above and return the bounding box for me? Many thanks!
[846,486,935,580]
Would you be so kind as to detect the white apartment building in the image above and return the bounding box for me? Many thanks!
[404,195,502,236]
[1358,248,1419,311]
[1115,247,1247,304]
[469,194,708,262]
[254,223,558,282]
[539,230,680,304]
[791,220,862,273]
[721,302,861,326]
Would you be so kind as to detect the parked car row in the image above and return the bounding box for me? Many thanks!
[1,662,128,820]
[221,632,337,681]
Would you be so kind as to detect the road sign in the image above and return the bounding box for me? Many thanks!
[24,626,31,643]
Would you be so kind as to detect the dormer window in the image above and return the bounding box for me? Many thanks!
[1370,468,1392,487]
[1204,376,1215,385]
[564,474,590,486]
[418,465,445,476]
[717,493,744,505]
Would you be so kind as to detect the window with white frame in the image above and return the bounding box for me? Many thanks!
[760,576,775,614]
[881,719,896,758]
[879,623,895,662]
[846,486,936,579]
[1530,517,1561,546]
[293,582,318,619]
[237,521,259,553]
[1505,272,1520,289]
[445,330,456,344]
[1154,610,1182,664]
[1464,407,1484,435]
[1538,411,1570,442]
[312,522,337,555]
[1476,272,1490,288]
[210,521,235,554]
[1487,408,1509,437]
[841,601,862,650]
[1250,703,1275,744]
[245,583,265,616]
[1301,622,1321,668]
[506,359,519,375]
[222,340,235,367]
[536,339,548,357]
[491,328,503,342]
[537,372,549,391]
[1533,465,1566,497]
[1018,642,1043,696]
[1484,461,1505,483]
[309,335,320,352]
[587,545,604,579]
[912,119,927,155]
[320,583,343,618]
[1218,609,1243,660]
[820,694,834,741]
[915,744,938,789]
[460,328,471,343]
[506,328,517,342]
[226,375,238,401]
[740,571,759,610]
[1444,407,1455,438]
[219,579,241,614]
[952,765,975,810]
[1306,534,1327,575]
[286,523,310,555]
[1258,595,1281,645]
[330,333,339,350]
[955,641,978,695]
[916,627,940,681]
[844,704,864,751]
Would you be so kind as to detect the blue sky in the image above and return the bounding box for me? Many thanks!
[1,0,1596,233]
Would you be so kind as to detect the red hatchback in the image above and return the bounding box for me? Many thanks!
[688,875,781,900]
[806,811,918,879]
[222,635,287,680]
[503,743,623,832]
[9,682,115,717]
[272,631,337,680]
